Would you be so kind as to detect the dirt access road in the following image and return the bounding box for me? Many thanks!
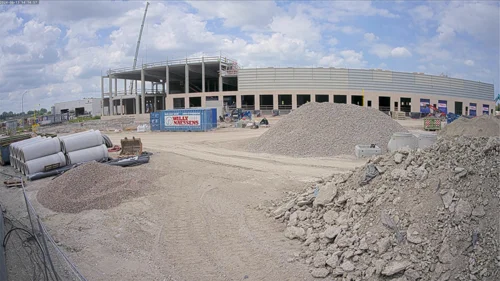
[1,127,366,281]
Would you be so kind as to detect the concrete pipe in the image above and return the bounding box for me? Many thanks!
[387,132,418,153]
[20,137,62,162]
[25,152,66,176]
[66,144,109,165]
[58,129,94,140]
[61,130,103,153]
[10,136,44,158]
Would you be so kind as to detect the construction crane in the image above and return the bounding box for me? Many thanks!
[129,2,150,94]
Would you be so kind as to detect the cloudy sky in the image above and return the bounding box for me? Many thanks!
[0,1,498,113]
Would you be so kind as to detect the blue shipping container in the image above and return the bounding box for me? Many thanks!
[150,112,161,131]
[159,109,216,132]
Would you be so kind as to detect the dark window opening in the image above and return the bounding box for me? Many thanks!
[60,109,69,114]
[297,95,311,107]
[394,101,399,111]
[333,95,347,104]
[379,96,390,112]
[189,97,202,108]
[455,101,463,115]
[223,95,237,109]
[75,107,85,116]
[278,95,292,110]
[206,96,219,101]
[465,106,469,115]
[260,95,273,110]
[241,95,255,110]
[367,100,372,107]
[400,98,411,113]
[315,95,329,103]
[173,98,185,109]
[351,95,363,106]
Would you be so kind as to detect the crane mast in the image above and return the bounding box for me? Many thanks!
[130,2,150,94]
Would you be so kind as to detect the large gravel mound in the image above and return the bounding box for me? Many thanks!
[37,161,158,213]
[248,102,408,157]
[440,115,500,137]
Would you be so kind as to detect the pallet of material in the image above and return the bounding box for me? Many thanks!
[3,178,25,188]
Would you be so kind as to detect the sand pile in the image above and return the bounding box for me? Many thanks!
[247,102,408,157]
[266,136,500,280]
[37,161,158,213]
[441,115,500,137]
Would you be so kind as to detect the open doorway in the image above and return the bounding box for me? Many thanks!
[379,96,390,112]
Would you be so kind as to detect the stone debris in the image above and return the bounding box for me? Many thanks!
[247,102,408,157]
[440,115,500,137]
[37,161,159,213]
[267,136,500,280]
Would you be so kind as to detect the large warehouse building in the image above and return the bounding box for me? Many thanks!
[101,56,495,117]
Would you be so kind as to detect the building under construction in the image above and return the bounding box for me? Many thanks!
[101,55,495,117]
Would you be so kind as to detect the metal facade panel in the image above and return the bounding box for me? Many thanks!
[373,70,392,83]
[236,68,493,100]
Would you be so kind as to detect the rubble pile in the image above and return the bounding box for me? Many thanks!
[266,136,500,280]
[247,102,407,157]
[440,115,500,137]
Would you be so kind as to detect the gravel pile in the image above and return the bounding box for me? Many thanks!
[37,161,157,213]
[247,102,408,157]
[440,115,500,137]
[265,136,500,280]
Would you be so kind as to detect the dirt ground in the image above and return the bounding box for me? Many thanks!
[0,119,422,281]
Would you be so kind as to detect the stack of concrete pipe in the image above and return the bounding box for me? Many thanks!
[9,136,65,175]
[60,130,108,165]
[8,130,109,176]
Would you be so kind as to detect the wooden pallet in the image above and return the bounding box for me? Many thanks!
[3,178,25,188]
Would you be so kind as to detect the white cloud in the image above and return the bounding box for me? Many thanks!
[0,11,23,36]
[364,33,379,42]
[391,47,412,57]
[464,59,474,66]
[188,1,280,31]
[319,50,366,68]
[269,13,321,42]
[369,44,392,58]
[328,38,339,46]
[437,2,499,46]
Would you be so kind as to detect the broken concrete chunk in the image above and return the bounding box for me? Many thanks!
[341,260,355,272]
[453,199,472,223]
[322,210,338,225]
[406,224,423,244]
[311,267,330,278]
[441,190,454,209]
[438,242,454,264]
[326,255,339,268]
[472,205,486,217]
[313,252,328,268]
[273,199,296,217]
[394,153,404,164]
[324,226,342,239]
[454,167,465,173]
[358,237,368,250]
[313,183,338,207]
[284,226,306,240]
[377,237,391,254]
[381,261,411,276]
